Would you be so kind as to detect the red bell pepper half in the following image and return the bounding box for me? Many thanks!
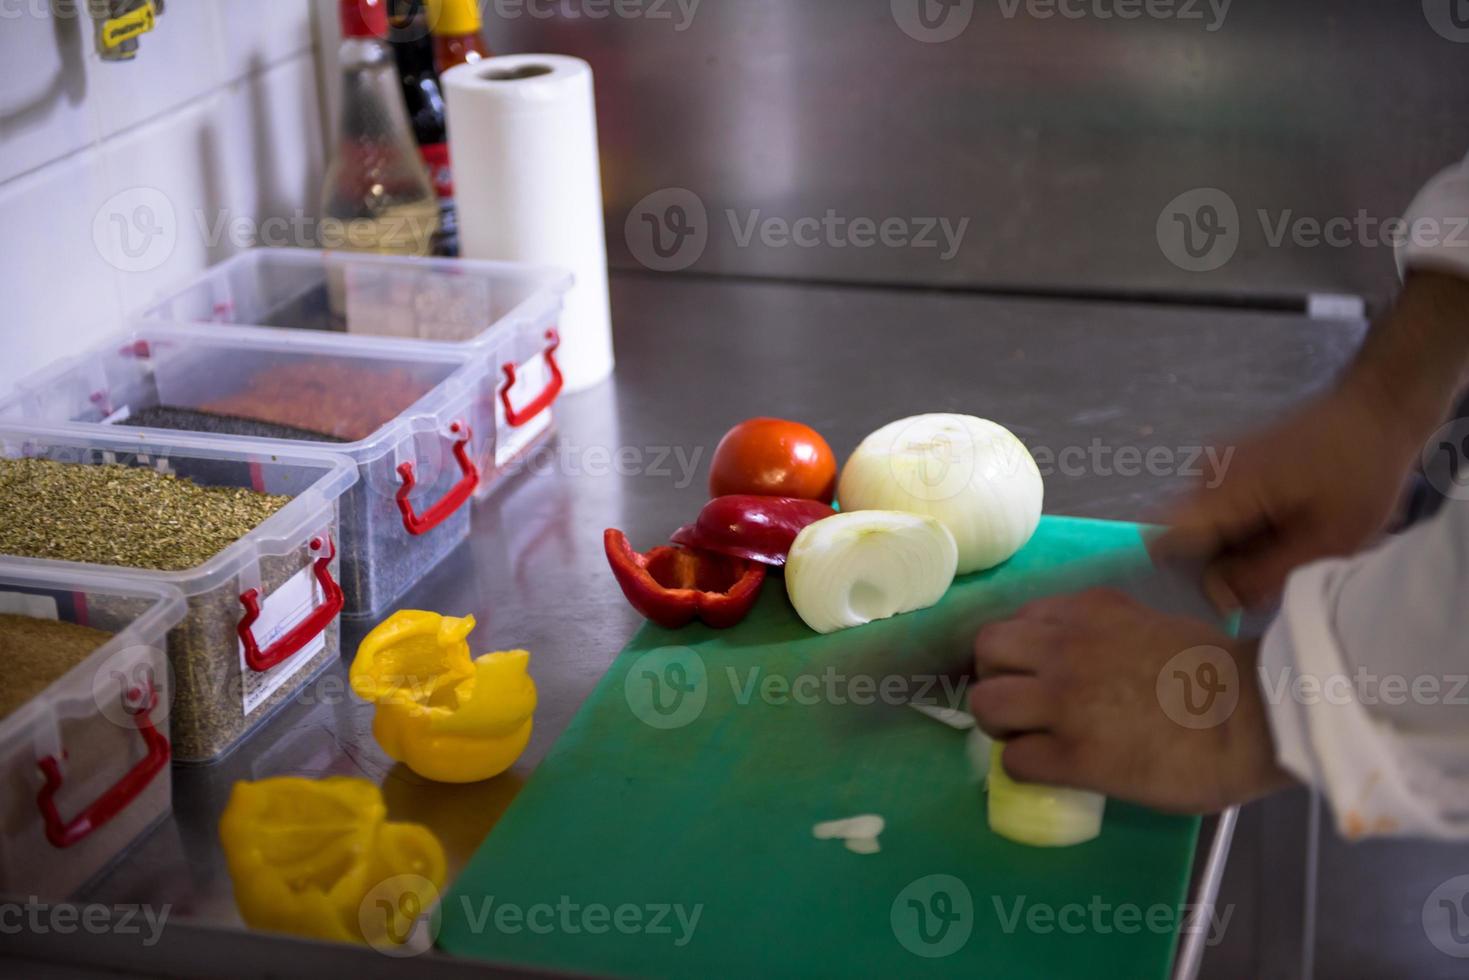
[671,495,836,566]
[604,529,766,629]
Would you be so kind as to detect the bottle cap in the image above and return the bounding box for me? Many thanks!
[340,0,389,38]
[428,0,482,36]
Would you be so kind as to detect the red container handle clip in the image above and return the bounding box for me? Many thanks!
[237,537,344,672]
[396,422,480,536]
[500,328,563,428]
[36,682,170,849]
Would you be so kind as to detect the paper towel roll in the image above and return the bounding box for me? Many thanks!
[442,54,614,392]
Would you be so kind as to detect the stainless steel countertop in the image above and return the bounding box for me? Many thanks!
[6,272,1367,977]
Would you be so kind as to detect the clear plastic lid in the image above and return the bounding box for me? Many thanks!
[138,247,571,349]
[0,422,358,598]
[2,323,489,463]
[0,561,186,741]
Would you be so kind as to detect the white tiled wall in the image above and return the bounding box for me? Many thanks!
[0,0,326,391]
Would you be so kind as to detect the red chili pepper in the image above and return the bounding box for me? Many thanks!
[671,495,836,566]
[604,529,766,629]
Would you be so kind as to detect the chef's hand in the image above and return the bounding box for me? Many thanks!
[969,588,1294,814]
[1149,378,1418,611]
[1151,270,1469,611]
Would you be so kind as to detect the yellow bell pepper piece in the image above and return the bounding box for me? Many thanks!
[350,611,537,783]
[218,777,446,948]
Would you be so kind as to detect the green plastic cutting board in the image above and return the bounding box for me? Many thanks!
[439,516,1203,978]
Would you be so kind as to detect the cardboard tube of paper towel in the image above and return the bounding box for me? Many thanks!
[442,54,614,392]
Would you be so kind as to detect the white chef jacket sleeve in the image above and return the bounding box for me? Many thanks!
[1261,154,1469,840]
[1259,499,1469,840]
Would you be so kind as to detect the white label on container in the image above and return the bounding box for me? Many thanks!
[0,592,58,619]
[237,563,327,715]
[100,405,131,425]
[495,352,554,467]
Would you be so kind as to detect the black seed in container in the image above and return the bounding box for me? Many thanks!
[120,405,347,443]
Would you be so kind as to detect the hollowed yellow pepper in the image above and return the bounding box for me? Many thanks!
[218,776,446,947]
[350,611,537,783]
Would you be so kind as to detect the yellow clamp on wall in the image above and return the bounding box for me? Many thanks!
[95,0,160,57]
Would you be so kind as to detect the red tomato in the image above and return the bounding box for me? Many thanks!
[709,418,837,503]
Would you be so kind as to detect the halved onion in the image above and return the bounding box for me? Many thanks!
[987,741,1104,847]
[837,414,1043,574]
[784,510,957,634]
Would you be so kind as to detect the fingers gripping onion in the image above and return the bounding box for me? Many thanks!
[784,511,957,634]
[837,414,1043,574]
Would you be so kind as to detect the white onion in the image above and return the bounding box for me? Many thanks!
[812,814,885,854]
[966,728,994,784]
[987,742,1104,847]
[784,511,957,634]
[837,414,1043,575]
[909,703,977,731]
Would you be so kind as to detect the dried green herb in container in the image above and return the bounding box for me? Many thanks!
[3,328,481,617]
[0,448,352,764]
[0,458,289,570]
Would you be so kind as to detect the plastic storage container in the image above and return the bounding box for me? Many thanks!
[0,562,185,899]
[0,424,356,764]
[139,248,572,496]
[0,324,485,618]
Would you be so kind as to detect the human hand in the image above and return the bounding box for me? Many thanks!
[1150,377,1421,610]
[1152,270,1469,611]
[969,588,1294,814]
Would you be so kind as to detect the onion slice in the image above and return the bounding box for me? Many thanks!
[812,814,885,854]
[966,728,994,783]
[784,510,957,634]
[987,741,1105,847]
